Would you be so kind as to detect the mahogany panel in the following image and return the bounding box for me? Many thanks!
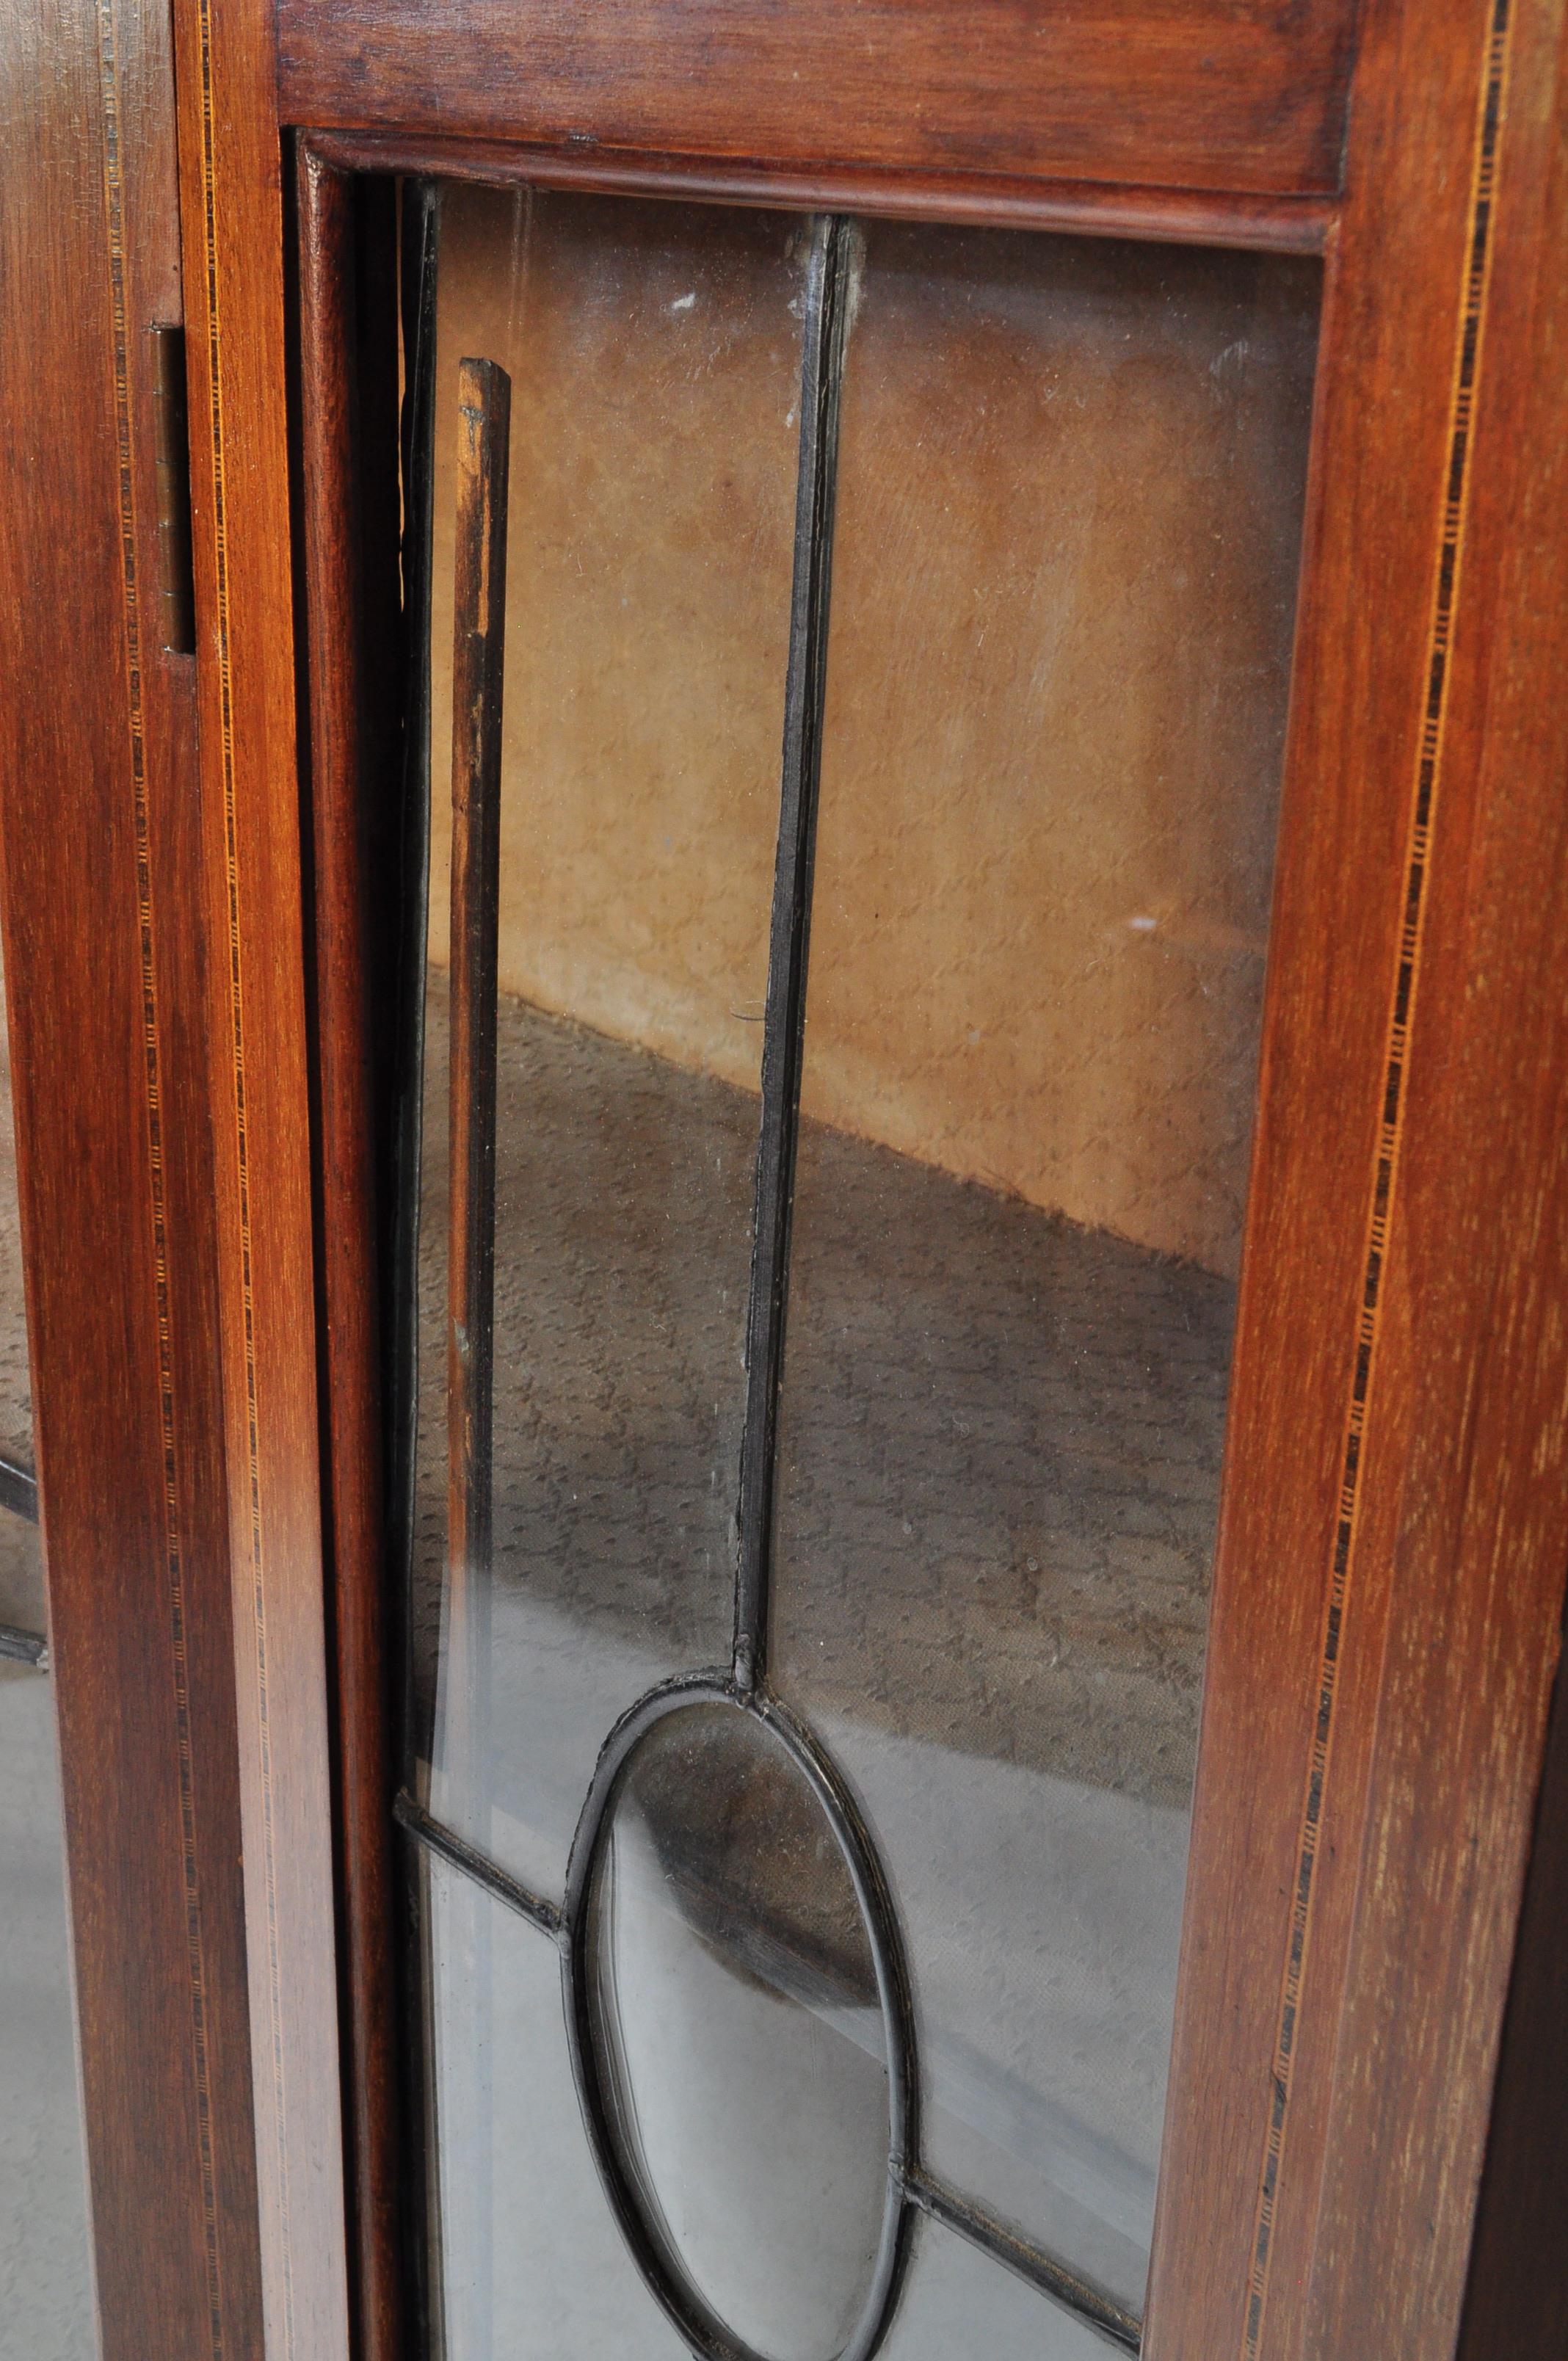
[296,153,402,2361]
[305,127,1336,251]
[1149,0,1568,2352]
[0,0,264,2353]
[170,0,353,2353]
[1304,0,1568,2335]
[276,0,1357,202]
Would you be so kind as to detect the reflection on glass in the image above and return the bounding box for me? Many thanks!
[0,923,40,1642]
[772,223,1318,2307]
[407,185,1321,2357]
[0,1666,92,2361]
[0,925,91,2354]
[427,1854,690,2361]
[585,1702,890,2361]
[415,186,805,1893]
[0,931,32,1473]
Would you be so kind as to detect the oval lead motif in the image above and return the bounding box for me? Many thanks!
[577,1697,898,2361]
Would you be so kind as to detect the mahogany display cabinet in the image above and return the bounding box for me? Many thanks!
[1,0,1567,2355]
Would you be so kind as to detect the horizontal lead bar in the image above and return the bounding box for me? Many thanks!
[0,1622,48,1669]
[900,2166,1141,2351]
[393,1788,564,1943]
[0,1452,39,1524]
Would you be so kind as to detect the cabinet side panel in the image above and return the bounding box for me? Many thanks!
[0,0,265,2354]
[170,0,354,2352]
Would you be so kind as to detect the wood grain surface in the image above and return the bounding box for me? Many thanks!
[1147,0,1568,2351]
[277,0,1357,203]
[300,131,1337,254]
[296,151,402,2361]
[169,0,353,2354]
[0,0,264,2354]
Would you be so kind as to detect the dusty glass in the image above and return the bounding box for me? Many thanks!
[584,1701,891,2361]
[405,188,1320,2359]
[0,925,92,2357]
[427,1853,692,2361]
[772,220,1319,2309]
[415,185,805,1895]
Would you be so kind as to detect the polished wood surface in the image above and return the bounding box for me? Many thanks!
[277,0,1356,202]
[168,0,352,2351]
[308,129,1337,253]
[1149,0,1568,2352]
[0,0,263,2353]
[296,151,402,2361]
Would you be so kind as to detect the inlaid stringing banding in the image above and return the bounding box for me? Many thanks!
[1240,4,1515,2350]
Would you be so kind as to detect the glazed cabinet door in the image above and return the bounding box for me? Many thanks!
[169,1,1568,2359]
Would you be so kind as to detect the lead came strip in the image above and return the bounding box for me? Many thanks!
[733,212,854,1693]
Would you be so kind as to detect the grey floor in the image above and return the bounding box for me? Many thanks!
[0,962,90,2359]
[413,984,1225,1808]
[0,1661,93,2361]
[413,986,1233,2346]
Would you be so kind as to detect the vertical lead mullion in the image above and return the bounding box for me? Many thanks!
[735,214,853,1691]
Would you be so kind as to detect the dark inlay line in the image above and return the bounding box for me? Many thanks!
[0,1451,39,1524]
[901,2168,1141,2352]
[734,213,854,1693]
[0,1622,48,1669]
[394,1790,564,1943]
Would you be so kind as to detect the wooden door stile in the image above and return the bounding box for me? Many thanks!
[169,2,353,2356]
[1149,0,1568,2352]
[295,148,403,2361]
[0,0,266,2354]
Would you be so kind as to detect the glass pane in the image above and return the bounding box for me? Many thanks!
[0,1504,44,1643]
[425,1853,690,2361]
[0,927,90,2356]
[0,925,32,1478]
[414,185,804,1893]
[0,1663,92,2361]
[772,223,1319,2310]
[584,1701,890,2361]
[885,2214,1122,2361]
[0,922,40,1642]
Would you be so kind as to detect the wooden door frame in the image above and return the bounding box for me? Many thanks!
[0,2,266,2357]
[168,1,1568,2360]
